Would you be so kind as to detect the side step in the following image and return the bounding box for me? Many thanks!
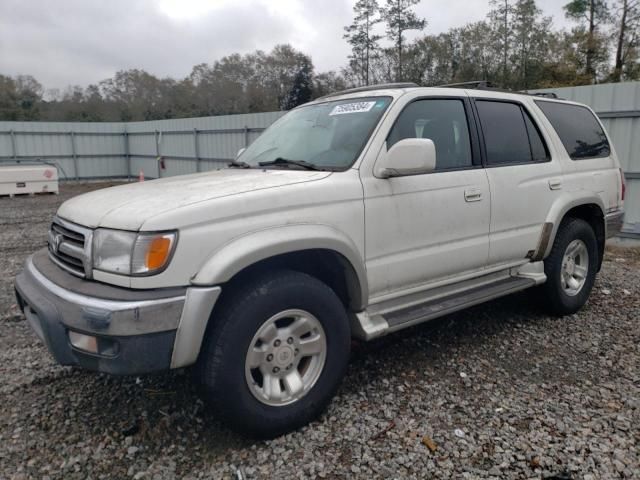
[352,276,536,340]
[386,276,534,329]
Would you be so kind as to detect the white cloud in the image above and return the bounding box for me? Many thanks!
[0,0,571,90]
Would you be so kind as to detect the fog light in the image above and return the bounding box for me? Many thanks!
[68,331,99,353]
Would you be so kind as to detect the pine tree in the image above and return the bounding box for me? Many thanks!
[611,0,640,81]
[512,0,553,89]
[381,0,426,82]
[344,0,382,86]
[488,0,515,88]
[564,0,611,82]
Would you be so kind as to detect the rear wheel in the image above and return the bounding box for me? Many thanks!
[541,218,598,315]
[197,270,351,438]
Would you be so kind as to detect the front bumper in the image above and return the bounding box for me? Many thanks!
[15,249,220,375]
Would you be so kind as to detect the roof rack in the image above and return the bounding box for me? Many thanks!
[437,80,564,100]
[318,80,564,101]
[319,82,419,99]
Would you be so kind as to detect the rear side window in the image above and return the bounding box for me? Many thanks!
[475,100,549,165]
[535,101,610,160]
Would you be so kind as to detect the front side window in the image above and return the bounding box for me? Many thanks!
[535,100,610,160]
[476,100,550,165]
[387,99,473,170]
[238,97,392,170]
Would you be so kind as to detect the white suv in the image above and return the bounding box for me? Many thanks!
[15,83,625,437]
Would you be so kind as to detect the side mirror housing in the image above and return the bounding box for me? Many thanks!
[236,147,246,159]
[376,138,436,178]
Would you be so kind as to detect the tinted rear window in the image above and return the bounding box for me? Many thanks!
[535,101,610,160]
[476,101,534,165]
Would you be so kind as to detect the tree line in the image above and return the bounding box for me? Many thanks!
[1,0,638,122]
[344,0,640,89]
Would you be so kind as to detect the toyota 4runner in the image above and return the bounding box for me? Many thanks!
[15,83,625,437]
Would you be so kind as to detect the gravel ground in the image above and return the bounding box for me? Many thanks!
[1,183,638,480]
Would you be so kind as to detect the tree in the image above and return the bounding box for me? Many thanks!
[98,69,174,120]
[401,32,458,85]
[611,0,640,81]
[344,0,382,85]
[564,0,611,82]
[0,75,43,121]
[282,61,313,109]
[381,0,426,81]
[14,75,43,120]
[456,21,502,84]
[511,0,554,89]
[313,71,347,98]
[488,0,515,87]
[0,75,20,120]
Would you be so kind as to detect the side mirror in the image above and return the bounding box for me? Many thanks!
[236,147,246,159]
[376,138,436,178]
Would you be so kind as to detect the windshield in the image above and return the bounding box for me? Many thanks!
[238,96,392,170]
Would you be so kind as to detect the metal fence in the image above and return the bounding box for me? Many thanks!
[1,82,639,237]
[534,82,640,239]
[0,111,284,180]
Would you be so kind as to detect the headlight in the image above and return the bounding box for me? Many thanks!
[93,229,177,276]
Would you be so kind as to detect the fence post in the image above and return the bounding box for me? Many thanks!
[244,125,249,147]
[123,128,131,180]
[193,128,201,172]
[70,131,79,181]
[155,130,161,178]
[9,130,17,161]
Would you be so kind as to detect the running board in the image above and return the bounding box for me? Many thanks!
[352,276,536,340]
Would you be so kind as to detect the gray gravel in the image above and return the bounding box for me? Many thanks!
[1,182,639,480]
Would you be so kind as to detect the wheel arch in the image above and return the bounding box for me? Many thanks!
[191,224,368,311]
[543,196,606,270]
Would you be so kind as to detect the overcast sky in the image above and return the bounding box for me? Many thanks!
[0,0,570,92]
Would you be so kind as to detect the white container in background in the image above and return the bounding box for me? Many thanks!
[0,164,59,196]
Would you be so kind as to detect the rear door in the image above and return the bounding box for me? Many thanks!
[534,100,621,214]
[472,97,563,266]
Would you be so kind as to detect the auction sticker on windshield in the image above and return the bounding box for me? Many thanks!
[329,101,376,116]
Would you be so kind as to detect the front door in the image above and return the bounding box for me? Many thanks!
[362,97,491,300]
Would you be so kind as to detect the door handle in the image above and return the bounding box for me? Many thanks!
[549,178,562,190]
[464,188,482,202]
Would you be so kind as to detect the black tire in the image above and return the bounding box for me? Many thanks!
[541,217,598,315]
[197,270,351,438]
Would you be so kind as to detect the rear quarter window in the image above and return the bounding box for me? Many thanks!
[535,101,610,160]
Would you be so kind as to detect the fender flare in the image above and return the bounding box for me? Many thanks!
[542,193,606,258]
[191,224,368,310]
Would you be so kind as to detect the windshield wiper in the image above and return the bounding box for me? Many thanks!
[258,157,323,171]
[228,159,251,168]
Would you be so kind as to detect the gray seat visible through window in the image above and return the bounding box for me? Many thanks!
[421,118,462,170]
[387,99,472,171]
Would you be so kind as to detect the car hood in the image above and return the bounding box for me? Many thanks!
[57,169,331,230]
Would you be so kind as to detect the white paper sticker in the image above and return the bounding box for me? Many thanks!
[329,101,376,116]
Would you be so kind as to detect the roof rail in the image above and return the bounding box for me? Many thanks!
[437,80,565,100]
[319,82,419,99]
[436,80,495,89]
[435,80,515,94]
[529,92,559,99]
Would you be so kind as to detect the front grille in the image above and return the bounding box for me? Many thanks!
[48,217,93,278]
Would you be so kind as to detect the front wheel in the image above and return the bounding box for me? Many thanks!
[541,217,598,315]
[197,270,351,438]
